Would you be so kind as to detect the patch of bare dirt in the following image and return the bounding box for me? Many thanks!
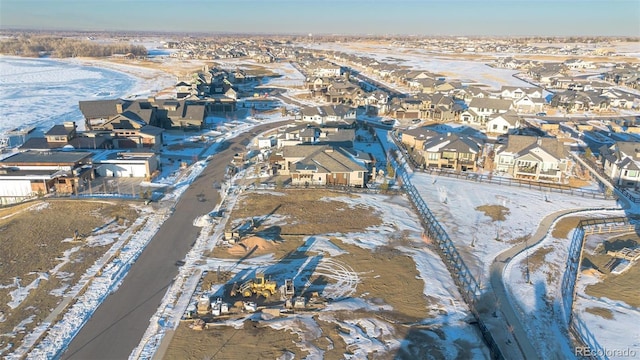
[229,190,382,235]
[165,319,308,360]
[475,204,510,222]
[227,236,274,256]
[0,200,139,355]
[583,234,640,308]
[585,306,614,319]
[551,216,590,239]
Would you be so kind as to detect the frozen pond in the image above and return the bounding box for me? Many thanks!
[0,56,137,136]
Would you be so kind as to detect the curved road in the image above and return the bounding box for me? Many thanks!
[62,120,290,360]
[489,207,618,360]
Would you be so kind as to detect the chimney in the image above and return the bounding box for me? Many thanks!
[116,102,124,113]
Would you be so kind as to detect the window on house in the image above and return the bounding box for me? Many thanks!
[358,172,363,178]
[442,151,456,159]
[503,125,508,131]
[628,170,638,177]
[428,153,439,160]
[493,124,498,130]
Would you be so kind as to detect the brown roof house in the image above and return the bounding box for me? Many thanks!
[495,135,569,182]
[419,133,484,172]
[277,145,372,187]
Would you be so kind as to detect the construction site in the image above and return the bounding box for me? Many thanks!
[163,189,490,359]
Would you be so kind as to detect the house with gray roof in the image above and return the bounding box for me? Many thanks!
[0,150,94,201]
[495,135,569,182]
[277,145,372,187]
[80,98,207,130]
[468,98,514,124]
[599,141,640,188]
[418,133,484,172]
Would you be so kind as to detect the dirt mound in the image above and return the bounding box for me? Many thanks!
[228,236,275,255]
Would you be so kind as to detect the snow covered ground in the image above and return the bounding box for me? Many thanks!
[504,210,628,359]
[0,56,175,138]
[410,173,618,285]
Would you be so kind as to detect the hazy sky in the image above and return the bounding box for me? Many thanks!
[1,0,639,36]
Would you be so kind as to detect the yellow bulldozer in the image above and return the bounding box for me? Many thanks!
[230,273,277,298]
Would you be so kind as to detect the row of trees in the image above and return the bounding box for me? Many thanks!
[0,36,147,58]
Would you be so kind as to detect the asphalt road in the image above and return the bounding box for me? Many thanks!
[62,120,289,360]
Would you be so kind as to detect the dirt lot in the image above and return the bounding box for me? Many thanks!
[166,190,474,359]
[0,200,140,355]
[582,234,640,308]
[227,190,382,235]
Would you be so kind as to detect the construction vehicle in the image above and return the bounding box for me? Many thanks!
[230,273,277,298]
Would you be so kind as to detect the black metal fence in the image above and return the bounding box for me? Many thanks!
[561,217,630,360]
[385,135,504,359]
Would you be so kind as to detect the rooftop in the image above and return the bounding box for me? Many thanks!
[0,151,93,165]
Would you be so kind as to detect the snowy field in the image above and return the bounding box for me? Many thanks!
[0,56,175,137]
[410,173,618,284]
[310,42,534,90]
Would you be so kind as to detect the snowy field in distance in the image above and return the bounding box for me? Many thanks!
[309,42,535,90]
[0,56,176,136]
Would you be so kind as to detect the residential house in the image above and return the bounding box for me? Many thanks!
[111,125,164,150]
[564,58,595,70]
[486,111,522,135]
[528,64,566,86]
[550,90,610,113]
[278,145,371,187]
[276,125,355,148]
[599,89,638,109]
[152,99,207,128]
[324,80,363,104]
[400,127,439,151]
[513,95,545,113]
[93,150,159,179]
[79,99,163,130]
[599,141,640,188]
[0,150,94,202]
[495,135,569,182]
[45,122,78,145]
[499,86,543,100]
[301,105,356,127]
[419,133,484,172]
[468,98,514,124]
